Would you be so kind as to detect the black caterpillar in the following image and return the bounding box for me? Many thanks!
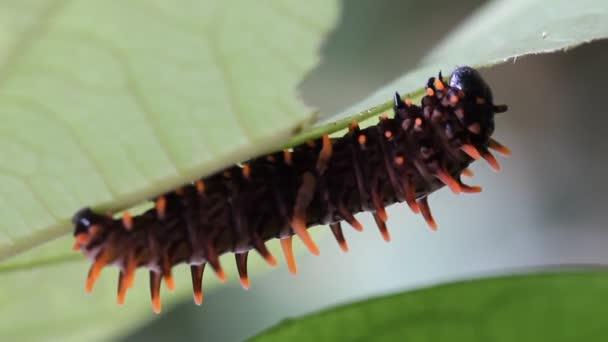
[72,66,510,313]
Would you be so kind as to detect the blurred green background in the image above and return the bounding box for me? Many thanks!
[122,0,608,341]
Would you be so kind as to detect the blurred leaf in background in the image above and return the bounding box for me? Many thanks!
[251,271,608,342]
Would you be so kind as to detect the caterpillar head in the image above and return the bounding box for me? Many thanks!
[450,66,508,140]
[72,207,109,254]
[449,66,494,104]
[71,207,117,257]
[72,207,104,236]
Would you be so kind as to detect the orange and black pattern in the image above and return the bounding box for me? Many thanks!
[72,66,510,313]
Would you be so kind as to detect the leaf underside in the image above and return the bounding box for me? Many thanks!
[0,0,339,261]
[0,1,338,341]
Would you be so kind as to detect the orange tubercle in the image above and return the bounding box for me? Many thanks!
[435,170,462,194]
[358,134,367,146]
[72,233,89,251]
[150,270,163,313]
[265,253,278,267]
[125,257,137,289]
[317,134,333,173]
[373,213,391,242]
[162,255,175,291]
[352,220,364,232]
[376,208,388,222]
[338,205,364,231]
[406,201,420,214]
[418,198,437,231]
[193,291,203,305]
[164,274,175,291]
[152,296,162,314]
[338,240,349,252]
[381,230,391,242]
[155,196,167,219]
[283,150,292,165]
[190,265,205,305]
[461,184,482,193]
[214,268,227,282]
[460,144,481,160]
[489,138,512,157]
[242,164,251,179]
[196,180,206,194]
[280,237,298,275]
[122,211,133,230]
[434,79,445,90]
[291,217,320,256]
[461,168,474,178]
[482,151,501,171]
[240,276,251,290]
[86,253,109,293]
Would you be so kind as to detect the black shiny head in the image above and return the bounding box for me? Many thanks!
[449,66,494,104]
[72,207,100,236]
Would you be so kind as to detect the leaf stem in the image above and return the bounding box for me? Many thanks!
[284,87,426,147]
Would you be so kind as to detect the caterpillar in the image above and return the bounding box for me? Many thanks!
[72,66,510,313]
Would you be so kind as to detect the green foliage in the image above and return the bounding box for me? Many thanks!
[0,0,338,261]
[251,271,608,342]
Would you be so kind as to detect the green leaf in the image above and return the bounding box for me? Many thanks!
[294,0,608,143]
[0,0,339,261]
[251,271,608,341]
[0,1,338,341]
[423,0,608,66]
[0,235,296,341]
